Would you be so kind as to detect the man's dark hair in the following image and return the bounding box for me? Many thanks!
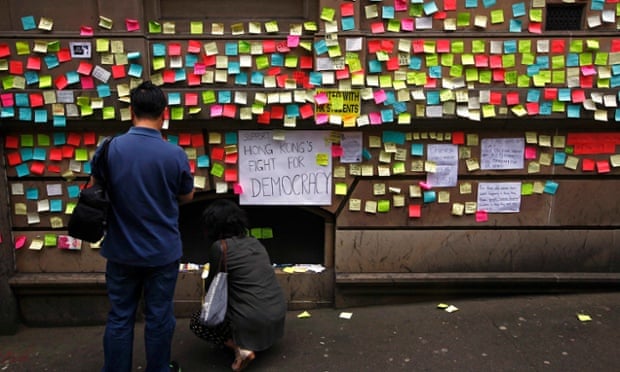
[129,81,167,119]
[202,199,249,241]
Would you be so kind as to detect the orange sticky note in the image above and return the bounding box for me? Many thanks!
[224,168,238,182]
[582,158,595,172]
[57,48,72,63]
[111,65,126,79]
[29,93,44,107]
[211,147,224,161]
[408,204,421,218]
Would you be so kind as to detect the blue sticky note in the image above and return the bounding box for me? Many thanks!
[167,134,179,145]
[21,15,36,30]
[382,6,395,19]
[1,108,15,118]
[235,72,248,85]
[15,163,30,177]
[286,104,300,117]
[482,0,496,8]
[423,191,437,203]
[228,61,240,74]
[53,115,66,127]
[526,89,540,102]
[15,93,29,107]
[341,16,355,31]
[362,148,372,160]
[25,71,39,85]
[611,75,620,88]
[509,19,522,33]
[409,56,422,70]
[612,64,620,75]
[411,143,424,156]
[128,64,143,78]
[50,199,63,212]
[558,89,571,102]
[271,53,284,66]
[426,91,440,105]
[168,92,181,105]
[66,71,80,85]
[553,152,567,165]
[381,109,394,123]
[218,91,232,104]
[512,2,526,17]
[44,55,59,69]
[422,3,436,15]
[591,0,604,11]
[197,155,210,168]
[314,39,328,55]
[34,110,47,123]
[83,162,92,174]
[503,40,517,54]
[465,0,478,8]
[53,132,66,145]
[174,69,186,81]
[19,108,32,121]
[368,60,382,73]
[225,42,238,56]
[567,104,581,118]
[224,132,238,145]
[185,54,198,67]
[67,185,80,198]
[539,102,552,116]
[127,51,141,60]
[383,131,406,145]
[566,53,579,67]
[97,84,111,98]
[428,65,442,78]
[251,71,264,85]
[616,109,620,122]
[543,181,559,195]
[26,188,39,200]
[152,43,166,57]
[384,91,396,105]
[309,72,322,86]
[393,102,407,114]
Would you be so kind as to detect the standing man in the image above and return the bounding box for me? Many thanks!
[92,81,194,372]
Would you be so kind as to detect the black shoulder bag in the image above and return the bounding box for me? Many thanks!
[67,137,113,243]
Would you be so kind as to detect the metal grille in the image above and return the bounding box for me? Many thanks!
[545,4,584,31]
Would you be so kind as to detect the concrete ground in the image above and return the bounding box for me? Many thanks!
[1,291,619,371]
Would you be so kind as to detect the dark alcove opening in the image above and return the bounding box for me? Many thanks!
[179,197,326,266]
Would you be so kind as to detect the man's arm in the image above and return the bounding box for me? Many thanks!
[177,190,194,204]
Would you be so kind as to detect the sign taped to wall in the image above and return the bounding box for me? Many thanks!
[238,130,332,205]
[314,89,361,123]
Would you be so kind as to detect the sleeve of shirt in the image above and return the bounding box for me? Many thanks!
[177,149,194,195]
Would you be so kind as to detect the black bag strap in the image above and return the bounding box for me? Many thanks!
[219,239,228,273]
[96,137,114,188]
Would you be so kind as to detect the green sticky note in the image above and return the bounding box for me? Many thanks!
[451,41,464,54]
[320,7,336,22]
[505,70,518,85]
[392,162,405,174]
[490,10,504,24]
[44,234,57,247]
[551,55,565,69]
[471,40,485,54]
[387,19,400,32]
[579,52,592,66]
[255,55,270,70]
[551,70,565,84]
[530,9,542,22]
[238,40,250,54]
[47,40,60,52]
[148,20,162,33]
[37,134,50,146]
[517,74,530,87]
[190,21,203,34]
[21,134,34,147]
[80,105,93,117]
[152,56,166,71]
[521,52,535,65]
[518,40,531,53]
[521,183,533,195]
[426,54,439,66]
[171,106,184,120]
[261,228,273,239]
[96,39,110,52]
[479,70,492,84]
[16,41,30,55]
[441,53,454,67]
[457,12,471,27]
[449,65,463,77]
[569,40,583,53]
[202,90,216,104]
[594,52,608,66]
[502,54,516,68]
[465,68,478,81]
[303,21,317,32]
[285,55,298,68]
[39,75,52,88]
[210,163,224,178]
[250,228,262,239]
[75,148,88,161]
[335,183,347,195]
[102,106,115,119]
[377,200,390,213]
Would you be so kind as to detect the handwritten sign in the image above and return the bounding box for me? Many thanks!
[238,130,332,205]
[314,89,361,121]
[477,182,522,213]
[480,138,524,170]
[426,144,459,187]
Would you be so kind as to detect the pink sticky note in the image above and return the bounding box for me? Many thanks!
[314,92,328,105]
[80,26,94,36]
[401,18,414,31]
[370,22,385,34]
[332,145,343,157]
[373,89,387,104]
[419,181,431,190]
[369,111,382,125]
[233,183,243,195]
[315,113,329,125]
[524,146,537,159]
[287,35,300,48]
[395,0,408,11]
[408,204,421,218]
[125,18,140,32]
[210,104,223,117]
[475,210,488,223]
[596,160,610,174]
[14,235,27,250]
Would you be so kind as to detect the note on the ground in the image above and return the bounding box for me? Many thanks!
[297,311,311,319]
[339,312,353,319]
[577,313,592,322]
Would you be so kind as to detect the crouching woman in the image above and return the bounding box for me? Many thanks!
[190,199,286,371]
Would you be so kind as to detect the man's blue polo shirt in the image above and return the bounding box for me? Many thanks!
[92,126,194,267]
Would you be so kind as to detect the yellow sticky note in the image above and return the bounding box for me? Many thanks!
[335,183,348,196]
[297,311,311,319]
[190,21,203,34]
[577,313,592,322]
[316,153,329,166]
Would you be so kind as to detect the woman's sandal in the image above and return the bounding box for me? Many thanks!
[232,349,255,371]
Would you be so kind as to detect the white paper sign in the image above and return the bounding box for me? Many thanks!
[238,130,332,205]
[480,138,525,170]
[477,182,522,213]
[426,144,459,187]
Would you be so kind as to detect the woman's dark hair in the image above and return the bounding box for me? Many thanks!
[129,81,167,119]
[202,199,249,240]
